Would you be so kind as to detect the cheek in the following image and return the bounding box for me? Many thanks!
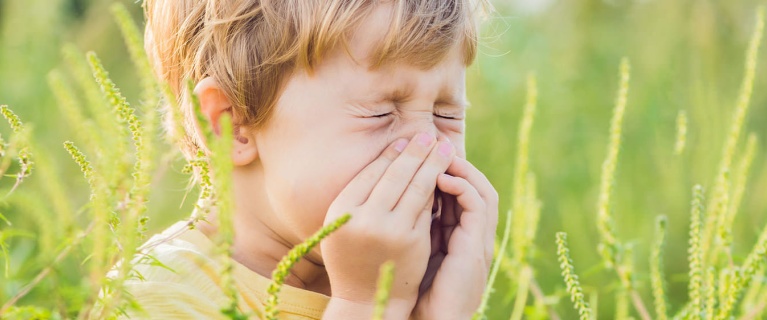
[454,138,466,158]
[273,143,381,237]
[444,132,466,158]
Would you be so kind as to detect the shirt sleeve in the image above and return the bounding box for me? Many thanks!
[118,281,231,320]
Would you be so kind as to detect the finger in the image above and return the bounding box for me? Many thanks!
[429,216,442,256]
[414,192,436,234]
[335,138,409,206]
[445,157,498,206]
[435,173,486,236]
[367,132,437,210]
[445,157,499,263]
[394,140,455,226]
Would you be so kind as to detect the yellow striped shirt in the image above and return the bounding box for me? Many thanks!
[116,221,329,319]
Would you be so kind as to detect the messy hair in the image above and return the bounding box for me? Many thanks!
[143,0,487,157]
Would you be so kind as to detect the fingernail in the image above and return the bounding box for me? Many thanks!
[417,132,434,147]
[438,141,453,157]
[394,139,408,152]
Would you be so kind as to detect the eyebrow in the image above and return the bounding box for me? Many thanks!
[369,82,470,109]
[436,95,471,109]
[384,82,415,103]
[435,85,471,110]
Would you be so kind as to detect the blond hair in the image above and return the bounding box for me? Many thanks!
[143,0,486,158]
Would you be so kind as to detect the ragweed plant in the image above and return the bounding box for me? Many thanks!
[588,57,652,320]
[702,5,765,268]
[0,106,33,195]
[511,73,538,272]
[48,71,101,155]
[86,51,151,318]
[551,7,766,320]
[485,72,555,320]
[650,215,668,320]
[595,57,630,271]
[61,43,121,142]
[264,213,351,320]
[63,142,95,194]
[719,217,767,319]
[111,3,159,109]
[474,209,513,320]
[206,112,249,320]
[704,267,717,319]
[556,232,592,320]
[372,261,395,320]
[2,2,767,320]
[721,134,758,251]
[0,105,33,282]
[688,185,705,320]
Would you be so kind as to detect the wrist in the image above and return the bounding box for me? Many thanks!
[411,298,473,320]
[323,296,415,320]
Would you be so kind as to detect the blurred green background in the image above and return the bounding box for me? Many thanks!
[1,0,766,318]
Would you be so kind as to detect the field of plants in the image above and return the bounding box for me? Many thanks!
[1,0,766,319]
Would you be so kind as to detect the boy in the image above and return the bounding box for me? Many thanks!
[130,0,498,318]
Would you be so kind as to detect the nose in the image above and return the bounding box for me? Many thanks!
[392,114,449,144]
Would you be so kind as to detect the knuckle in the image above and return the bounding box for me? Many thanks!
[407,180,434,199]
[427,145,451,162]
[489,216,499,232]
[456,177,471,190]
[356,219,401,242]
[356,168,381,185]
[327,203,358,220]
[382,146,401,161]
[399,151,427,168]
[487,188,499,204]
[380,169,408,186]
[404,142,431,158]
[346,221,382,242]
[404,230,426,247]
[477,203,488,215]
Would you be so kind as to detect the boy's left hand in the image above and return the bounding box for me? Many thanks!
[412,157,499,320]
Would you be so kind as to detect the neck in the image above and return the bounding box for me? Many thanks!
[197,164,331,296]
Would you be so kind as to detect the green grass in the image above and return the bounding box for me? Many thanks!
[1,0,767,319]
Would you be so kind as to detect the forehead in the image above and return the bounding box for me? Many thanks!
[339,1,473,71]
[316,2,468,98]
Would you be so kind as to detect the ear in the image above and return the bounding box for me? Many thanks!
[194,77,259,166]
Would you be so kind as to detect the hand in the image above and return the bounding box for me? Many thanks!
[412,157,499,320]
[321,133,456,319]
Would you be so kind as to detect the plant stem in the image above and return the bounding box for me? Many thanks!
[529,277,562,320]
[631,289,652,320]
[0,222,94,315]
[509,266,531,320]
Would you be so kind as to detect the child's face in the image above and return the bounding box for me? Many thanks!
[248,4,468,246]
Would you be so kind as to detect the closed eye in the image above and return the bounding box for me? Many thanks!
[435,114,461,120]
[368,112,461,120]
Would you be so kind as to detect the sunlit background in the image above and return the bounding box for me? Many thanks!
[1,0,766,318]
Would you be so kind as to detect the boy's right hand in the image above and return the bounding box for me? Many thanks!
[321,132,455,317]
